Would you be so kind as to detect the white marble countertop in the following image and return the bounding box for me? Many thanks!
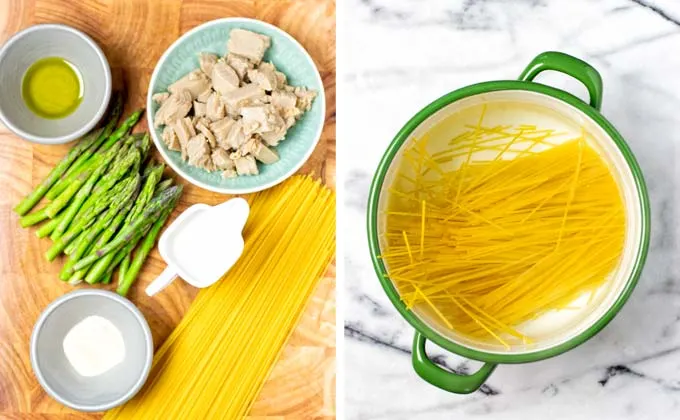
[340,1,680,419]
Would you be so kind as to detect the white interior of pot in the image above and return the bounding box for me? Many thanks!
[377,90,643,355]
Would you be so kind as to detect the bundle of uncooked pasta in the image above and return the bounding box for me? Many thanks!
[105,176,335,418]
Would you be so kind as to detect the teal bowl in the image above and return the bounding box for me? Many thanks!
[147,18,325,194]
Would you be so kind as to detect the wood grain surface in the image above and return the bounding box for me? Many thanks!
[0,0,336,418]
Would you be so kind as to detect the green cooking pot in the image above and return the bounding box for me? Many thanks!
[367,51,650,394]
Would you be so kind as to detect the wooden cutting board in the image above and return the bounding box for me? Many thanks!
[0,0,336,418]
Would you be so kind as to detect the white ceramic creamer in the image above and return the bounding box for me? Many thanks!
[145,197,249,296]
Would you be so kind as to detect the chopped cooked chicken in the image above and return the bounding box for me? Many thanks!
[152,28,316,178]
[275,71,287,87]
[199,52,218,76]
[152,92,170,105]
[212,61,240,95]
[247,62,278,91]
[224,120,248,150]
[233,155,259,176]
[294,87,317,111]
[222,169,238,178]
[221,84,265,108]
[154,90,192,127]
[168,69,212,100]
[162,126,181,151]
[270,90,298,113]
[211,148,235,170]
[227,29,271,64]
[194,101,207,117]
[197,88,213,103]
[195,120,217,148]
[210,118,235,147]
[195,116,211,128]
[242,138,279,164]
[186,134,213,170]
[173,117,196,161]
[226,53,253,79]
[240,105,285,135]
[206,92,226,121]
[259,125,288,147]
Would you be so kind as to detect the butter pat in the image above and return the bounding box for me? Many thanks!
[62,315,125,377]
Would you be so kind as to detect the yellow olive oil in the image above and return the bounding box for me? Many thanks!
[22,57,83,119]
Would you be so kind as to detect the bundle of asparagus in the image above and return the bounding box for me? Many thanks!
[14,93,183,296]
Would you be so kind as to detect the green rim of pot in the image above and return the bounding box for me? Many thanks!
[366,80,651,364]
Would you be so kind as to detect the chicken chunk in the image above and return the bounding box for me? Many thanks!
[210,118,236,148]
[225,120,249,150]
[226,53,253,80]
[240,105,285,135]
[211,148,235,170]
[242,138,279,164]
[162,126,181,151]
[222,169,238,178]
[199,52,218,76]
[197,88,213,103]
[294,87,317,111]
[211,61,240,95]
[195,120,217,148]
[259,125,288,146]
[186,134,213,170]
[168,69,212,100]
[275,71,287,87]
[221,84,265,109]
[152,92,170,105]
[227,29,271,64]
[194,101,207,118]
[233,155,259,176]
[173,117,197,160]
[247,62,278,91]
[154,90,192,127]
[206,92,226,121]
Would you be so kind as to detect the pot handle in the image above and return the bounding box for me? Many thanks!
[518,51,603,110]
[412,331,497,394]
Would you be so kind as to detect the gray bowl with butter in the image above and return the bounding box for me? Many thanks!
[30,289,153,412]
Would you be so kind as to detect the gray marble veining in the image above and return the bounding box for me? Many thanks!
[341,0,680,418]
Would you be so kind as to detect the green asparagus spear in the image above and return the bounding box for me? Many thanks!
[44,94,124,201]
[60,93,124,179]
[71,194,137,283]
[102,109,144,150]
[155,179,173,193]
[19,208,49,227]
[46,169,90,219]
[101,271,113,285]
[47,108,143,200]
[72,186,182,272]
[85,228,146,284]
[47,139,124,221]
[60,175,140,280]
[45,176,135,261]
[117,204,176,296]
[37,217,60,238]
[90,147,140,196]
[115,164,163,282]
[65,229,88,255]
[13,128,104,215]
[51,141,124,239]
[74,147,140,225]
[83,179,170,284]
[54,166,107,241]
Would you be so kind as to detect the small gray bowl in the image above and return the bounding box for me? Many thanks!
[0,24,111,144]
[30,290,153,412]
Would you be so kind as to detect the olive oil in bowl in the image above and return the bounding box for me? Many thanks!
[22,57,83,119]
